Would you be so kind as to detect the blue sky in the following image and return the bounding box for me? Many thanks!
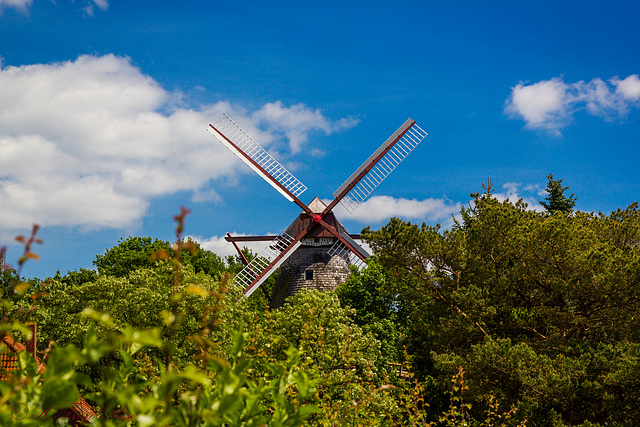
[1,0,639,279]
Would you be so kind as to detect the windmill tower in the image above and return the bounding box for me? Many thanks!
[208,114,427,307]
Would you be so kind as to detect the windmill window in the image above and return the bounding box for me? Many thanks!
[305,270,314,280]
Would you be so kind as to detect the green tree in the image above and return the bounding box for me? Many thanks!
[94,236,171,276]
[336,260,407,370]
[51,267,98,288]
[363,183,640,425]
[94,236,225,279]
[540,173,577,213]
[16,263,223,364]
[1,267,24,303]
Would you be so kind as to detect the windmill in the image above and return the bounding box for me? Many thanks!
[208,114,427,307]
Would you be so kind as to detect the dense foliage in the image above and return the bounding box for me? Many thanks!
[1,179,639,425]
[363,182,640,425]
[93,236,226,279]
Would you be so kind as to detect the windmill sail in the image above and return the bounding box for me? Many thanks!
[208,114,307,202]
[233,231,302,298]
[338,230,370,260]
[332,119,428,213]
[327,236,368,269]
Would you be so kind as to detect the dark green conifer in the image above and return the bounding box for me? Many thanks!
[540,173,577,213]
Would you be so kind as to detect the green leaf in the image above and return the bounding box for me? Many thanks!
[41,379,79,409]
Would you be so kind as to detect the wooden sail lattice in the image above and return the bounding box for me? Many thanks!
[209,114,307,201]
[334,122,428,213]
[327,239,367,269]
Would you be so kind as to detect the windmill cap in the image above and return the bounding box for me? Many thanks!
[307,197,327,214]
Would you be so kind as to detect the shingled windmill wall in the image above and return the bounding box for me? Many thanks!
[269,246,350,309]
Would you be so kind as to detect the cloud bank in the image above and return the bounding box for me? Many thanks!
[505,74,640,134]
[0,55,356,232]
[329,195,461,226]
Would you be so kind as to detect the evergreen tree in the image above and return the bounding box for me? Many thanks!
[540,173,577,213]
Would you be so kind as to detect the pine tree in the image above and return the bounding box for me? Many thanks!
[540,173,577,213]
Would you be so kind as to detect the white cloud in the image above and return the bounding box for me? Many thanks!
[0,54,355,232]
[191,234,276,259]
[613,74,640,101]
[83,0,109,16]
[505,78,569,133]
[492,182,543,211]
[0,0,32,12]
[326,183,546,235]
[251,101,359,153]
[331,195,461,225]
[92,0,109,10]
[505,74,640,134]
